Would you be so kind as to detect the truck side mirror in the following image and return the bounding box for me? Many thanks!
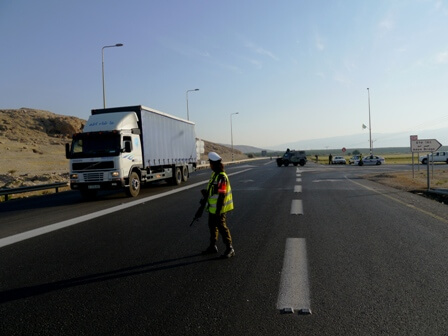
[65,143,71,159]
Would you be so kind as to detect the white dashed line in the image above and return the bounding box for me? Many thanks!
[277,238,311,314]
[294,185,302,193]
[290,200,303,215]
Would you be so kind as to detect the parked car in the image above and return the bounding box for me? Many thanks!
[349,155,360,164]
[358,155,385,166]
[332,156,347,164]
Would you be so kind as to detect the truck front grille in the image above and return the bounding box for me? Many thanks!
[84,172,105,182]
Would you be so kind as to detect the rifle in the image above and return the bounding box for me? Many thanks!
[190,197,207,226]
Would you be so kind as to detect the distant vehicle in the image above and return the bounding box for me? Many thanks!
[357,155,385,166]
[349,155,361,165]
[276,148,307,167]
[332,156,346,164]
[419,151,448,164]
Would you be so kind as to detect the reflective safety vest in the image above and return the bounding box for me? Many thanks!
[206,171,234,214]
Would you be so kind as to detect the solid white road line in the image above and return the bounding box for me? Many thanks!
[277,238,311,314]
[290,199,303,215]
[0,168,252,249]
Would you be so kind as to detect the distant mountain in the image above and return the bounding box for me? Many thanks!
[228,127,448,155]
[233,144,269,154]
[273,127,448,152]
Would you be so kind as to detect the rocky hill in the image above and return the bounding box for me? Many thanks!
[0,108,245,189]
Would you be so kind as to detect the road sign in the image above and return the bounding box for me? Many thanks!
[411,139,442,152]
[342,147,346,153]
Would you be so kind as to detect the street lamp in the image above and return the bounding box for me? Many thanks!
[102,43,123,108]
[186,88,199,120]
[367,88,373,155]
[230,112,239,161]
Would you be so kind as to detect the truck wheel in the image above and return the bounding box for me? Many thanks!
[358,161,364,166]
[182,166,189,182]
[172,167,182,185]
[299,159,306,166]
[421,158,428,165]
[126,171,140,197]
[276,160,282,167]
[284,162,290,167]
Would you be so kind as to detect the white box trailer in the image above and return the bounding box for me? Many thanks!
[66,105,198,199]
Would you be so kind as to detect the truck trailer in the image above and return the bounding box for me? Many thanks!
[66,105,198,199]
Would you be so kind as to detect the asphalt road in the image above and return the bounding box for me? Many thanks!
[1,160,448,335]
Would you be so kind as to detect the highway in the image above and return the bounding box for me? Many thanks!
[1,160,448,335]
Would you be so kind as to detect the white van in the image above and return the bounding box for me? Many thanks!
[419,151,448,164]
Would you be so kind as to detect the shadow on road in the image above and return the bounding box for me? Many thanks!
[0,253,224,303]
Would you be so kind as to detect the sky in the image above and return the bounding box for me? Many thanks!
[1,0,448,150]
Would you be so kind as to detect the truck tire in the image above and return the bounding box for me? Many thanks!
[172,167,182,185]
[283,161,290,167]
[358,160,364,166]
[421,158,428,165]
[299,159,306,166]
[126,171,141,197]
[276,159,282,167]
[182,166,189,182]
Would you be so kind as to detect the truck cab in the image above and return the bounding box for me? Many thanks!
[66,112,144,199]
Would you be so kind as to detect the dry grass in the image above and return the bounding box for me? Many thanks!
[365,169,448,191]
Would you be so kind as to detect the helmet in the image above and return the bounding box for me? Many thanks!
[208,152,222,162]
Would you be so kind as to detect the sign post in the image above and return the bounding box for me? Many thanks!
[410,135,418,177]
[410,137,442,189]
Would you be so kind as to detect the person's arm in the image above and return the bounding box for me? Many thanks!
[216,175,227,214]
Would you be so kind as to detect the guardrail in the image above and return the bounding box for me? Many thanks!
[0,182,68,202]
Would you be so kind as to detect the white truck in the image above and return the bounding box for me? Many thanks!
[419,151,448,164]
[66,105,198,199]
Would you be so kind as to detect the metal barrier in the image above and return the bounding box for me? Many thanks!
[0,182,68,201]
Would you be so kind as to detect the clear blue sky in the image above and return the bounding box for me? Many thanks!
[1,0,448,149]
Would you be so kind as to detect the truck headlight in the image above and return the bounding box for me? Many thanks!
[70,174,78,179]
[111,171,120,177]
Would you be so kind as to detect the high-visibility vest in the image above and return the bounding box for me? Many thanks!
[206,172,234,214]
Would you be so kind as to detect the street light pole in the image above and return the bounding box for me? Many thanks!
[102,43,123,108]
[186,88,199,120]
[367,88,372,155]
[230,112,239,161]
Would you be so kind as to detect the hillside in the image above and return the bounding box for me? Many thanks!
[0,108,246,188]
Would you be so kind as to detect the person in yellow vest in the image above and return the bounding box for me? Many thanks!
[201,151,235,258]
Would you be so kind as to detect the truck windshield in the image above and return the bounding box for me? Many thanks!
[71,132,121,158]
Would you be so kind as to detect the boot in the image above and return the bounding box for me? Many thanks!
[201,244,218,255]
[222,245,235,258]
